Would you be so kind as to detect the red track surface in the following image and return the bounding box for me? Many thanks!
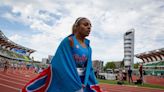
[0,69,163,92]
[100,84,164,92]
[132,75,164,86]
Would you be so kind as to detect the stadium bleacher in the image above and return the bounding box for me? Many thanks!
[136,48,164,76]
[0,30,35,63]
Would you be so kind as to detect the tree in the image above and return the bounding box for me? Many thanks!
[120,60,124,68]
[134,63,139,69]
[104,62,116,71]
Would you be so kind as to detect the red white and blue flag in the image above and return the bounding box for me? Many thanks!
[21,35,103,92]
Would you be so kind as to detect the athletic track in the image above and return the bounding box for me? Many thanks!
[0,69,163,92]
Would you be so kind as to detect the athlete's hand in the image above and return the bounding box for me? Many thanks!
[82,84,86,88]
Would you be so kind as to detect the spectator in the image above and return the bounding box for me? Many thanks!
[128,66,133,83]
[3,60,9,73]
[139,63,143,80]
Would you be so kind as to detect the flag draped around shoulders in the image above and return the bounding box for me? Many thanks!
[21,34,103,92]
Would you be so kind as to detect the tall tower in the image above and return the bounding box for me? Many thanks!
[124,29,135,68]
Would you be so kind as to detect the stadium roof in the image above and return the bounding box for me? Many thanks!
[135,48,164,63]
[0,30,36,53]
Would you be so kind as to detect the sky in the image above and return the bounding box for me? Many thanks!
[0,0,164,64]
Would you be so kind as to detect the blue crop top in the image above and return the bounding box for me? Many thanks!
[72,36,89,68]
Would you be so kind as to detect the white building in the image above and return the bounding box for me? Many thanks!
[48,55,53,63]
[124,29,135,68]
[92,60,104,72]
[42,58,48,64]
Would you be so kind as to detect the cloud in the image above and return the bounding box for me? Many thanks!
[0,0,164,64]
[9,34,22,42]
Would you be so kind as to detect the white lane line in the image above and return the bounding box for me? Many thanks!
[2,73,33,81]
[0,83,20,90]
[0,74,28,82]
[0,77,25,85]
[7,71,37,77]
